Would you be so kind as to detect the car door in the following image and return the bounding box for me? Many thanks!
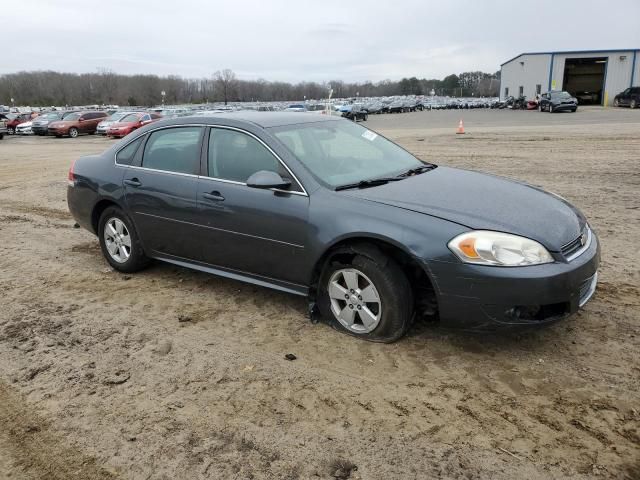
[194,126,310,286]
[122,126,205,260]
[619,88,630,105]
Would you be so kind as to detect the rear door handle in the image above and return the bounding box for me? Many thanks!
[202,191,225,202]
[124,178,142,187]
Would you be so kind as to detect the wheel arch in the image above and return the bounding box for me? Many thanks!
[309,235,439,321]
[91,198,125,234]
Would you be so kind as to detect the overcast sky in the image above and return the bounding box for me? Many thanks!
[4,0,639,82]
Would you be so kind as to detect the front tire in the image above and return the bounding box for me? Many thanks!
[614,98,620,107]
[318,251,413,343]
[631,99,637,109]
[98,207,149,273]
[69,127,79,138]
[549,103,554,113]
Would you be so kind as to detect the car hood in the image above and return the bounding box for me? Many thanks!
[343,166,585,251]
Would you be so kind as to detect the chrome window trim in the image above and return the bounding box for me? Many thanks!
[114,123,308,197]
[564,225,592,262]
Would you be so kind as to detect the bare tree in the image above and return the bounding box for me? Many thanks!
[213,69,237,105]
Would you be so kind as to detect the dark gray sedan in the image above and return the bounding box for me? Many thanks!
[67,112,599,342]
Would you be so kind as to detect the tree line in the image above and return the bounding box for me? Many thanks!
[0,68,500,107]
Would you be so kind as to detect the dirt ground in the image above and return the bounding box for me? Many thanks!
[0,110,639,479]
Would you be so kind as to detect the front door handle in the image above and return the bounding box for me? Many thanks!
[124,178,142,187]
[202,191,225,202]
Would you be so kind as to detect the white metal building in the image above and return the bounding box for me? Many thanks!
[500,49,639,106]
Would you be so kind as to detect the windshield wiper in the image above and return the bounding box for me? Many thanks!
[335,177,403,191]
[397,164,437,177]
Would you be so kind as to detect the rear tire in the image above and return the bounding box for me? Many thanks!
[8,127,14,135]
[318,250,413,343]
[98,206,149,273]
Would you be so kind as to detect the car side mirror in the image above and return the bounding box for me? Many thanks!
[78,117,85,122]
[246,170,292,190]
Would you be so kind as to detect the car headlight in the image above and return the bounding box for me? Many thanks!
[448,231,553,266]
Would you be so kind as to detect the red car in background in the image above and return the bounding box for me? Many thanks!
[6,113,33,135]
[106,112,161,138]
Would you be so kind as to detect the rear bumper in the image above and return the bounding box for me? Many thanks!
[426,231,600,330]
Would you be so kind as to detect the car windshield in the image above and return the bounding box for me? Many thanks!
[120,114,140,122]
[109,112,128,121]
[41,113,60,120]
[64,113,81,121]
[271,120,424,188]
[554,92,572,99]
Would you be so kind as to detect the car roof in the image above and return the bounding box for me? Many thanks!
[163,111,339,129]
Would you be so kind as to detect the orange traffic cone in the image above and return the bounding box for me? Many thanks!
[456,119,465,134]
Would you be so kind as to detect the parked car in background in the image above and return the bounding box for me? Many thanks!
[97,111,136,135]
[539,91,578,113]
[106,112,161,138]
[48,111,108,138]
[32,111,67,135]
[16,120,34,135]
[613,87,640,108]
[363,101,384,114]
[387,100,407,113]
[6,113,32,135]
[574,90,601,105]
[285,104,307,112]
[0,114,8,139]
[341,104,368,122]
[67,112,599,342]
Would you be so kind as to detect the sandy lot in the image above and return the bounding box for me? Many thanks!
[0,110,639,479]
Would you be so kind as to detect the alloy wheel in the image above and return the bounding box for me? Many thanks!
[103,217,132,263]
[328,268,382,334]
[69,128,78,138]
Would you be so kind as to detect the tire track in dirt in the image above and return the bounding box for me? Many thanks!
[0,380,118,480]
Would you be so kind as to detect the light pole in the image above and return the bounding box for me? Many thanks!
[161,90,166,108]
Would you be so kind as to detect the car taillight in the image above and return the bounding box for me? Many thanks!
[68,160,76,187]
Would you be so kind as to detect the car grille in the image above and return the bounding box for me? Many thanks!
[578,272,598,307]
[561,226,590,260]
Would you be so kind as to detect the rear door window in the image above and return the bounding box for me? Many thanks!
[116,137,144,165]
[141,127,203,175]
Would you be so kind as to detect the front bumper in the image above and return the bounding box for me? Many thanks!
[553,103,577,111]
[32,126,49,135]
[426,231,600,330]
[107,129,130,138]
[48,127,68,136]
